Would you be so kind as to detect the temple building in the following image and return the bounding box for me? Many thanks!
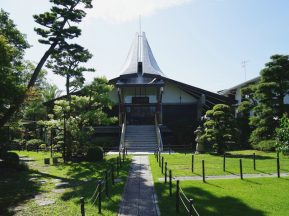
[45,32,235,152]
[109,32,233,127]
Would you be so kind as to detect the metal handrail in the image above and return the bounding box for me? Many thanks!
[119,114,126,152]
[155,114,163,152]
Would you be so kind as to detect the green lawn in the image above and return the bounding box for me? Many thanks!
[150,150,289,179]
[149,151,289,216]
[0,151,131,216]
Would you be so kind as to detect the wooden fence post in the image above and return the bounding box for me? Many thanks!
[253,153,256,170]
[80,197,85,216]
[192,154,194,172]
[161,157,164,174]
[240,159,243,180]
[98,180,102,213]
[223,154,226,172]
[277,157,280,178]
[176,180,180,213]
[105,171,109,197]
[202,160,205,183]
[169,170,172,197]
[165,162,167,183]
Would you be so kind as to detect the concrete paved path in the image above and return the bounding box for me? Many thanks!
[158,172,289,181]
[118,156,159,216]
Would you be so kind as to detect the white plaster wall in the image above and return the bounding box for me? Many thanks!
[122,87,157,103]
[235,87,242,104]
[162,82,197,104]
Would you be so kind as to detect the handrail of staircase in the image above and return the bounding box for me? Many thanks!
[155,114,163,152]
[119,114,127,152]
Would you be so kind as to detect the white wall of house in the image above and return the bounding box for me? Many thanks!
[122,87,158,103]
[162,82,197,104]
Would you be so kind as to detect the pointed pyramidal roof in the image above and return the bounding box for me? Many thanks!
[120,32,165,77]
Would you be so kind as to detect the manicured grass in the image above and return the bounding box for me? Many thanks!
[150,150,289,179]
[149,150,289,216]
[0,151,131,216]
[153,177,289,216]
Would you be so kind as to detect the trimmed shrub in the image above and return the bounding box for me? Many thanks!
[39,144,47,151]
[253,140,276,151]
[3,152,19,167]
[86,146,104,162]
[26,139,43,151]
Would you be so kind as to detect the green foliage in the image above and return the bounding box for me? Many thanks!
[276,114,289,154]
[86,147,104,162]
[201,104,238,154]
[38,77,117,159]
[26,139,43,151]
[3,152,19,167]
[253,140,276,151]
[247,55,289,145]
[0,0,93,129]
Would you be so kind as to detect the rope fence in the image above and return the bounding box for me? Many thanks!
[154,150,289,215]
[70,154,127,216]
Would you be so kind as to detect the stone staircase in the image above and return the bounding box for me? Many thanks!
[124,125,157,152]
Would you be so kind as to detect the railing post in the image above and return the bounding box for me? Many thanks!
[253,153,256,170]
[240,159,243,180]
[165,162,167,183]
[111,165,115,185]
[156,151,159,162]
[169,170,172,197]
[176,180,180,213]
[105,171,109,197]
[277,157,280,178]
[202,160,205,183]
[159,153,161,167]
[161,157,164,174]
[192,154,194,172]
[189,198,193,216]
[80,197,85,216]
[98,180,102,213]
[223,153,226,172]
[126,147,128,155]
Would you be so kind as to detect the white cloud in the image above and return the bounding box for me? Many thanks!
[87,0,191,23]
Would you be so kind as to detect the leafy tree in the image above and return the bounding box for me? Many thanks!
[276,114,289,154]
[248,55,289,145]
[0,0,93,128]
[201,104,237,154]
[41,84,62,102]
[38,77,117,160]
[0,9,30,124]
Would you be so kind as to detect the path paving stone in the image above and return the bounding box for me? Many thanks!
[55,182,70,188]
[118,156,159,216]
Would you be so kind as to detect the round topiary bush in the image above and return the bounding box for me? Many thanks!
[26,139,43,151]
[3,152,19,167]
[86,147,104,162]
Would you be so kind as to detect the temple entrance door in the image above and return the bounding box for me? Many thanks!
[125,97,156,125]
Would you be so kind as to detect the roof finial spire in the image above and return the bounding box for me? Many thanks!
[139,15,142,35]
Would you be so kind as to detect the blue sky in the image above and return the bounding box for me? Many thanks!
[2,0,289,92]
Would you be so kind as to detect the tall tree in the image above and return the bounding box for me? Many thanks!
[249,55,289,145]
[200,104,237,154]
[0,9,30,123]
[0,0,93,128]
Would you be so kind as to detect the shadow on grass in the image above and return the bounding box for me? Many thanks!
[59,158,132,215]
[155,182,265,216]
[0,166,43,216]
